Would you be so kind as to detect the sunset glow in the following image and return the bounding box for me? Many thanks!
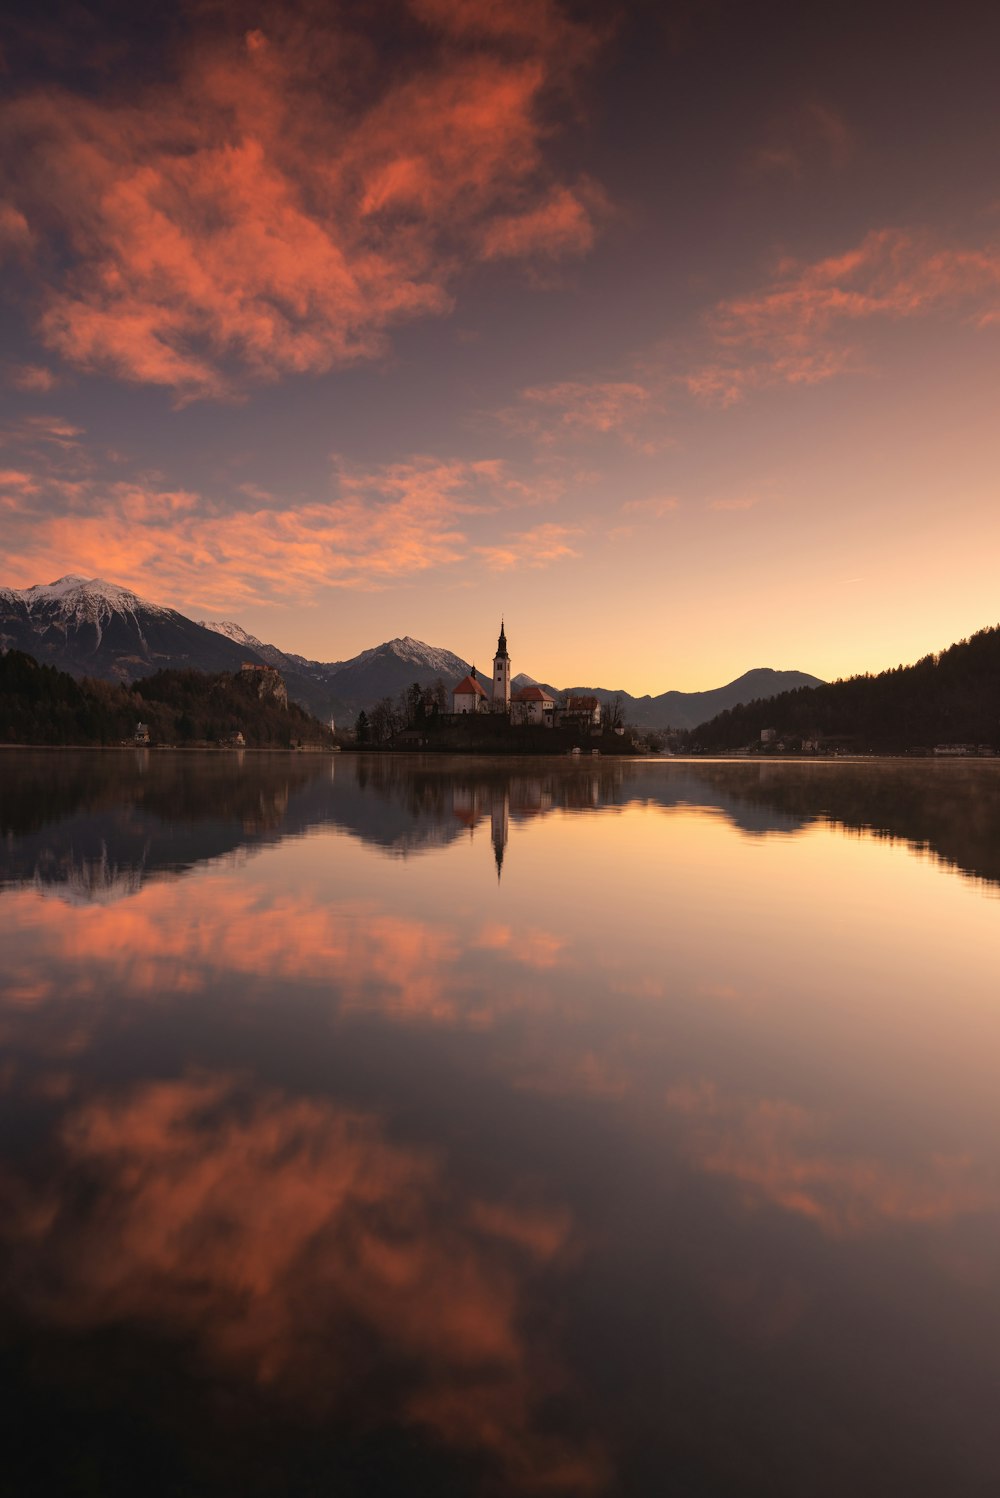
[3,3,999,687]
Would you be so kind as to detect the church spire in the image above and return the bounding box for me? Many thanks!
[496,618,508,659]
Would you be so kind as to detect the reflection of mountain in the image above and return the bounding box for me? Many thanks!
[0,752,333,902]
[3,752,1000,899]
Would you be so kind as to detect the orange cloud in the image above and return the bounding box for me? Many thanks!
[0,875,576,1034]
[479,180,604,261]
[511,378,661,448]
[0,3,603,397]
[6,363,58,392]
[620,496,679,517]
[667,226,1000,405]
[1,445,575,606]
[473,520,582,570]
[667,1081,1000,1238]
[749,101,854,178]
[0,1074,605,1489]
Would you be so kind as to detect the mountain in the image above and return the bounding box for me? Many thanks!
[545,668,824,730]
[322,637,471,716]
[0,575,820,728]
[199,619,311,672]
[684,625,1000,751]
[0,576,344,719]
[0,576,271,680]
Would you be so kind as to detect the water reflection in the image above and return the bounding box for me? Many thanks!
[2,752,1000,1493]
[4,750,1000,898]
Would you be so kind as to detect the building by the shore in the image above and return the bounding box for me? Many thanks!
[451,624,600,730]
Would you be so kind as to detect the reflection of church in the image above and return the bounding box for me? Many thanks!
[451,775,557,880]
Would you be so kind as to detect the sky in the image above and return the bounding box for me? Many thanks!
[2,0,1000,693]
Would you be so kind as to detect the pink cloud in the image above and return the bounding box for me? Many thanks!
[0,438,577,606]
[678,226,1000,405]
[0,3,604,397]
[620,496,679,517]
[0,1072,605,1489]
[507,376,667,451]
[667,1081,999,1239]
[479,181,604,261]
[6,363,58,392]
[749,101,854,179]
[473,521,581,570]
[711,228,1000,354]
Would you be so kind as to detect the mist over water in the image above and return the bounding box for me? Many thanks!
[2,751,1000,1496]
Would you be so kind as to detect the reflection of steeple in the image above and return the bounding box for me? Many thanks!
[490,785,509,882]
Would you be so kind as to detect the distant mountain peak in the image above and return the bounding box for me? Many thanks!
[17,575,170,617]
[200,619,267,650]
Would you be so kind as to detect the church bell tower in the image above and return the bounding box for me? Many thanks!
[492,619,511,710]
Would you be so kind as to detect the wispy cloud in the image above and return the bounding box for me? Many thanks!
[473,521,582,570]
[505,377,667,450]
[749,101,854,179]
[0,0,604,399]
[0,438,578,607]
[6,363,59,392]
[707,496,758,511]
[684,226,1000,404]
[621,495,679,517]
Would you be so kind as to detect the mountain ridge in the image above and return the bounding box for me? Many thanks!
[1,574,822,728]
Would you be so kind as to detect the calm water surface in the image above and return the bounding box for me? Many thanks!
[2,751,999,1496]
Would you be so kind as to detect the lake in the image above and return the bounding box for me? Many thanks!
[2,750,999,1496]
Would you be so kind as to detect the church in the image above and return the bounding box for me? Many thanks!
[451,623,566,728]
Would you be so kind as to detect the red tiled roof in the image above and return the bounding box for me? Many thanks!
[514,685,555,702]
[454,674,488,696]
[565,695,599,710]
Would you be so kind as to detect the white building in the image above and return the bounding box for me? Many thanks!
[491,620,511,709]
[451,624,563,728]
[452,669,489,714]
[511,684,556,726]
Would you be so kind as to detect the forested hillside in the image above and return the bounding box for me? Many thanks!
[684,626,1000,751]
[0,652,332,748]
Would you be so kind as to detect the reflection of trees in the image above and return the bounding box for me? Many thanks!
[684,761,1000,889]
[7,752,1000,897]
[0,752,331,902]
[0,750,326,837]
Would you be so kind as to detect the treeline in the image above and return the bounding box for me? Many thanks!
[355,679,450,744]
[683,625,1000,751]
[0,652,332,747]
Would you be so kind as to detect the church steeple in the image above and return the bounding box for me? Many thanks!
[492,618,511,710]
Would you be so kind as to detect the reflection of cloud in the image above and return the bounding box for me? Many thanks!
[0,879,574,1031]
[667,1081,999,1237]
[0,2,603,398]
[473,922,567,969]
[2,1075,606,1490]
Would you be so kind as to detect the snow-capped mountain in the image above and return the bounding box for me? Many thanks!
[0,575,273,683]
[0,575,470,721]
[1,573,822,729]
[199,619,309,672]
[321,637,471,711]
